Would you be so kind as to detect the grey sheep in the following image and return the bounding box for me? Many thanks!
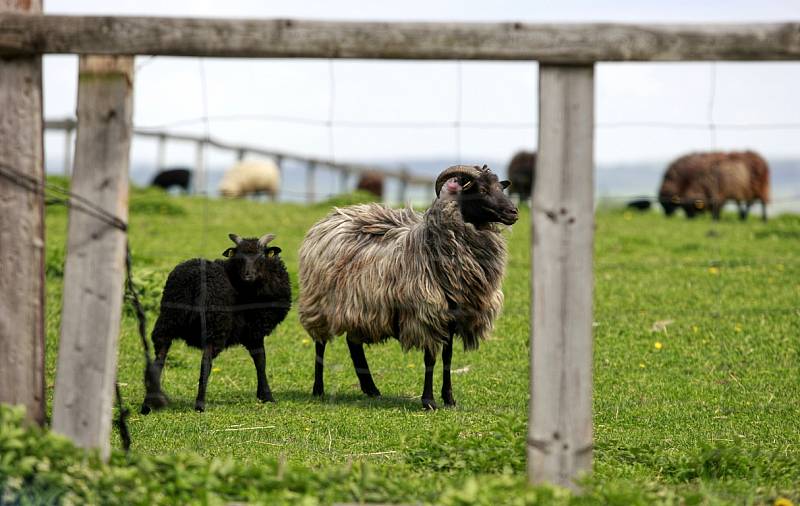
[298,164,518,410]
[141,233,291,414]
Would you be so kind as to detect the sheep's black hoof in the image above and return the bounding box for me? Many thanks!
[194,401,206,412]
[362,386,382,398]
[140,404,151,415]
[442,390,456,407]
[140,390,169,415]
[312,385,325,398]
[258,392,276,403]
[422,398,437,411]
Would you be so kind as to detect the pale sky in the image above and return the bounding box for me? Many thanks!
[41,0,800,170]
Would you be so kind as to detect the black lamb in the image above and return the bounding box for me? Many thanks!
[141,233,291,413]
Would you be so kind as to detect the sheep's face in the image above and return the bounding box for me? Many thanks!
[223,233,280,283]
[439,168,518,226]
[658,180,680,216]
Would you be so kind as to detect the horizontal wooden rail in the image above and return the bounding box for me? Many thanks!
[1,15,799,62]
[45,119,430,185]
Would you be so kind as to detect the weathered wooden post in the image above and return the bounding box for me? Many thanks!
[156,133,167,171]
[0,0,46,426]
[52,55,134,459]
[194,139,205,195]
[63,122,74,175]
[398,167,409,206]
[528,64,595,490]
[306,161,316,203]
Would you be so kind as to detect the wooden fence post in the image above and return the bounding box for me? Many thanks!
[156,133,167,171]
[63,124,74,175]
[52,55,134,459]
[306,161,316,203]
[528,64,595,490]
[0,0,45,426]
[194,140,205,195]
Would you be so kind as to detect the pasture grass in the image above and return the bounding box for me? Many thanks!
[35,180,800,504]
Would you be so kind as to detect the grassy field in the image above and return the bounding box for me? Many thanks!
[36,181,800,504]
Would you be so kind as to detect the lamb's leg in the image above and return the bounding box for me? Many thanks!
[194,344,217,412]
[313,341,326,397]
[441,335,456,407]
[141,331,171,414]
[738,201,749,220]
[347,337,381,397]
[248,344,275,403]
[421,348,437,410]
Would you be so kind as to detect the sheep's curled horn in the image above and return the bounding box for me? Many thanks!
[435,164,486,197]
[222,233,276,257]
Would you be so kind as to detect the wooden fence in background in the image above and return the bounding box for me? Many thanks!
[44,118,429,203]
[1,11,798,489]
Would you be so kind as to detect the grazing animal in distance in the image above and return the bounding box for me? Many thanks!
[506,150,537,203]
[659,151,770,221]
[298,164,518,410]
[355,170,385,198]
[151,167,192,193]
[219,159,281,200]
[141,233,291,414]
[626,198,652,211]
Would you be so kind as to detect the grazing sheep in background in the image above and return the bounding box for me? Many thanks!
[151,167,192,193]
[219,159,281,200]
[659,151,770,221]
[140,233,291,414]
[298,164,518,410]
[355,170,385,198]
[626,198,652,211]
[506,150,536,202]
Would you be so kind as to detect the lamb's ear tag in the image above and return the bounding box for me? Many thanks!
[462,180,474,191]
[222,247,235,258]
[266,246,282,257]
[500,180,511,190]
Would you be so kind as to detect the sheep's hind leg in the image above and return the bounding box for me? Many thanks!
[141,333,171,414]
[441,335,456,407]
[347,337,381,398]
[248,344,275,403]
[194,344,218,412]
[313,341,326,397]
[421,348,437,410]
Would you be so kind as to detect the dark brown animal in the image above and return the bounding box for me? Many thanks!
[355,171,385,198]
[506,151,536,202]
[658,151,770,221]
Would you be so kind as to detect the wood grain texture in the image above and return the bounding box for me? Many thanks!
[0,15,799,61]
[0,0,44,426]
[51,55,133,460]
[528,65,595,490]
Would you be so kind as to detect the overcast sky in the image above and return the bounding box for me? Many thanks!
[42,0,800,169]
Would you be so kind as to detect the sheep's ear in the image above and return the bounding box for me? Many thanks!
[500,180,511,190]
[266,246,282,257]
[229,233,243,245]
[257,233,275,249]
[222,247,236,258]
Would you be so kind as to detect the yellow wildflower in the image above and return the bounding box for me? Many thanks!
[639,363,646,369]
[708,266,720,275]
[623,212,633,221]
[734,323,743,333]
[692,325,699,333]
[654,341,663,350]
[774,498,794,506]
[212,367,221,373]
[407,363,416,368]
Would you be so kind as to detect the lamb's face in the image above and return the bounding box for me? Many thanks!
[223,233,281,283]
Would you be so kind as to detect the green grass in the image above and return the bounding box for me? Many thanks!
[28,182,800,503]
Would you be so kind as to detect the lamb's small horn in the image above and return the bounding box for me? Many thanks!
[258,233,276,248]
[229,233,243,245]
[435,164,484,197]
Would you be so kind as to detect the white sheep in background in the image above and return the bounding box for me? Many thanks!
[218,159,281,200]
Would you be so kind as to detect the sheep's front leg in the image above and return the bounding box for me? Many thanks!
[441,335,456,407]
[422,348,437,410]
[195,345,217,412]
[313,341,326,397]
[248,345,275,403]
[347,337,381,397]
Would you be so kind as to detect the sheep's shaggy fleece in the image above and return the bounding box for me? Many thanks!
[298,198,507,353]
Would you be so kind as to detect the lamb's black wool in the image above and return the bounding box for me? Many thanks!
[140,233,291,413]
